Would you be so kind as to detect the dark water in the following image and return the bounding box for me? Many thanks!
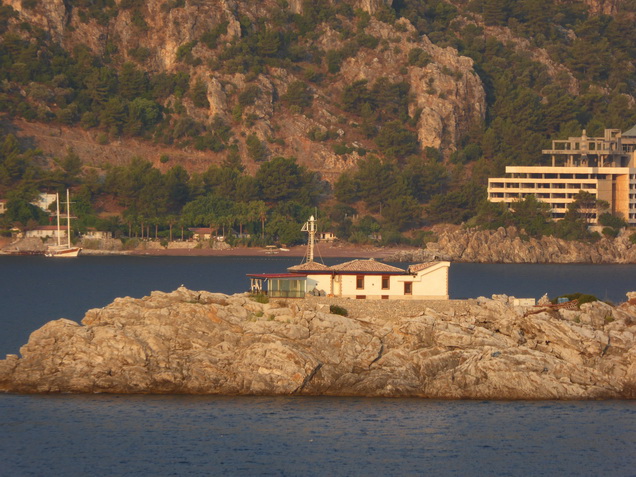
[0,395,634,476]
[1,256,635,476]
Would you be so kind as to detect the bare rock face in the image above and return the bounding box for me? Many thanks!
[288,0,393,15]
[584,0,622,14]
[388,226,636,264]
[1,287,634,398]
[3,0,485,175]
[336,19,485,152]
[4,0,69,43]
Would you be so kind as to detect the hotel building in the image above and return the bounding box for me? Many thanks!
[487,126,636,225]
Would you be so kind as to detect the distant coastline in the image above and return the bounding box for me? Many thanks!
[4,225,636,263]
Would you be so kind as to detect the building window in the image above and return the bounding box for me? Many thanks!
[356,295,366,300]
[356,275,364,289]
[381,295,389,300]
[381,276,390,290]
[404,282,412,295]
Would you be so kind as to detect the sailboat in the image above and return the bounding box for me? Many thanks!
[45,189,81,258]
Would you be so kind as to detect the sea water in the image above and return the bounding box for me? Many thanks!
[0,395,634,476]
[1,256,635,476]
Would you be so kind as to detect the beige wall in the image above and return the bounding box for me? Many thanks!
[26,229,66,239]
[307,262,450,300]
[615,174,630,218]
[488,165,636,224]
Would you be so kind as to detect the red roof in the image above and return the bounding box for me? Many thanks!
[33,225,61,231]
[328,259,405,274]
[287,260,331,272]
[407,262,439,273]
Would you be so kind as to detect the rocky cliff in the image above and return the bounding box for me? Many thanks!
[3,0,484,176]
[1,287,635,398]
[388,226,636,264]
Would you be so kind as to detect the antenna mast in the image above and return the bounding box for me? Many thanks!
[301,215,316,262]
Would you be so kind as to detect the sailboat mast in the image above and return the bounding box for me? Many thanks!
[56,192,61,247]
[66,189,71,248]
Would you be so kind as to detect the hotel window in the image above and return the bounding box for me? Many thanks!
[356,275,364,289]
[381,276,390,290]
[404,282,412,295]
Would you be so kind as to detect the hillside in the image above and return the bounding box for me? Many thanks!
[0,0,635,242]
[0,0,485,176]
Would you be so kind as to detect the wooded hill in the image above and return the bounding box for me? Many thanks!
[0,0,635,244]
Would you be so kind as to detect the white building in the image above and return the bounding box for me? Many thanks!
[30,193,57,212]
[248,259,450,300]
[83,228,112,240]
[26,225,67,239]
[488,126,636,224]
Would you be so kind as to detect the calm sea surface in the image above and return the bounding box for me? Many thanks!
[1,256,635,476]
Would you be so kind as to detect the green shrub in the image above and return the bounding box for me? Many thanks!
[21,0,39,10]
[356,33,380,49]
[408,48,431,67]
[246,134,268,162]
[122,238,140,250]
[602,227,619,238]
[251,293,269,304]
[282,81,313,109]
[630,232,636,244]
[598,212,627,229]
[330,304,348,316]
[552,293,598,307]
[238,85,261,107]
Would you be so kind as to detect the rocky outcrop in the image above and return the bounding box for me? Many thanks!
[1,287,635,398]
[584,0,622,15]
[0,237,47,254]
[387,226,636,263]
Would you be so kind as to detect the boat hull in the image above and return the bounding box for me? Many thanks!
[45,247,81,258]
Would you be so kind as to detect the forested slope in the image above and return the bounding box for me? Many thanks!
[0,0,635,244]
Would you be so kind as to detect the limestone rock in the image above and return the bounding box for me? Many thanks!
[386,225,636,264]
[3,0,485,177]
[1,288,635,399]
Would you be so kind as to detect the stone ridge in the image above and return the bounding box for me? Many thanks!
[1,287,635,399]
[387,225,636,264]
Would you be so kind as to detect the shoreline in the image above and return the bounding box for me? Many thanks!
[87,244,414,259]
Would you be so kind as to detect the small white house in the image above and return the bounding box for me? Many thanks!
[0,199,7,215]
[83,228,112,240]
[26,225,67,239]
[248,259,450,300]
[317,232,338,242]
[30,193,57,212]
[188,227,214,241]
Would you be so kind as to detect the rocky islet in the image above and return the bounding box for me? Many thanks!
[1,287,634,398]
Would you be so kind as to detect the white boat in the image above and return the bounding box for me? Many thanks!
[46,189,81,258]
